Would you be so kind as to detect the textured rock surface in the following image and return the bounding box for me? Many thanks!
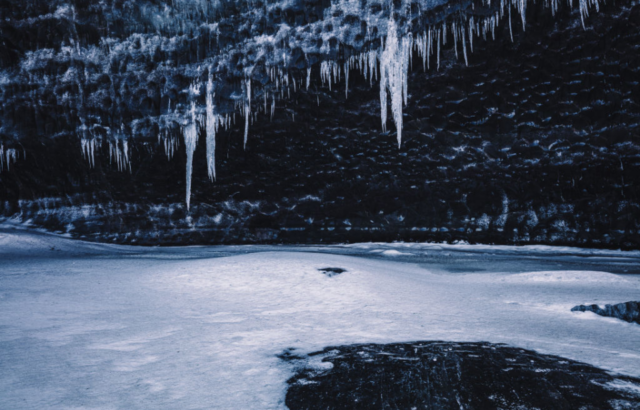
[0,0,639,247]
[572,301,640,324]
[285,341,640,410]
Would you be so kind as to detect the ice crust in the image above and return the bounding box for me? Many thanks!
[1,230,639,409]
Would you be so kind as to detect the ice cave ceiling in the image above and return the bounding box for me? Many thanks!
[0,0,639,247]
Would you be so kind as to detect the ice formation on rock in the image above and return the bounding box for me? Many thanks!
[0,146,18,172]
[0,0,607,208]
[184,82,201,210]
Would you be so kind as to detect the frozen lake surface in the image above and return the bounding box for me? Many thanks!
[1,229,640,409]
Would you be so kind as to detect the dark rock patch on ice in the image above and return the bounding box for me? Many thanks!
[318,267,347,277]
[278,348,306,362]
[284,341,640,410]
[572,301,640,325]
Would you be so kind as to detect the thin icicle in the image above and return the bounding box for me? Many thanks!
[184,101,199,211]
[453,22,458,59]
[271,95,275,121]
[509,6,514,42]
[122,140,131,173]
[244,78,251,149]
[462,25,468,66]
[206,75,217,181]
[344,62,349,98]
[437,29,441,71]
[469,17,474,53]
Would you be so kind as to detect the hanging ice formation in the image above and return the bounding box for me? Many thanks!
[379,17,411,148]
[81,138,98,168]
[0,145,19,172]
[244,78,251,149]
[37,0,603,208]
[184,99,199,211]
[206,75,218,181]
[108,139,131,173]
[182,83,203,210]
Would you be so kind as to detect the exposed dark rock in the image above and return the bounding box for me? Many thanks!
[572,301,640,324]
[318,267,346,277]
[278,348,306,362]
[284,341,640,410]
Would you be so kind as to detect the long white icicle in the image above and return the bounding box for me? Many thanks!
[380,17,409,148]
[206,75,217,181]
[244,78,251,149]
[184,101,199,211]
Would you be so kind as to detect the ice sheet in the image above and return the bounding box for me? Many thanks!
[1,230,639,409]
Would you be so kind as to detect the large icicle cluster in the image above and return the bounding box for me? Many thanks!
[0,0,606,206]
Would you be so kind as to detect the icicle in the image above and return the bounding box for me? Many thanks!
[380,17,408,148]
[271,95,275,121]
[306,67,311,90]
[437,29,441,71]
[453,22,458,59]
[370,50,377,85]
[81,137,97,168]
[402,36,410,107]
[578,0,588,29]
[206,75,217,181]
[443,23,447,45]
[462,25,468,66]
[4,148,17,171]
[244,78,251,149]
[469,17,474,53]
[123,140,131,173]
[184,101,199,211]
[508,6,514,42]
[345,62,349,98]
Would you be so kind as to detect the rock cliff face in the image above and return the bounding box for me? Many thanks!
[0,0,639,246]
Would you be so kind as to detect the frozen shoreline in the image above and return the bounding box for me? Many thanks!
[1,229,640,409]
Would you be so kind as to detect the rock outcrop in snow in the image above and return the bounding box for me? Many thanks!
[572,301,640,325]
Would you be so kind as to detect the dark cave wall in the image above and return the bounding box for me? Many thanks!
[0,1,639,248]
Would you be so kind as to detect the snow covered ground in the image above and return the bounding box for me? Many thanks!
[1,229,639,409]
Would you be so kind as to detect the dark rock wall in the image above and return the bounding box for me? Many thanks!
[0,0,639,247]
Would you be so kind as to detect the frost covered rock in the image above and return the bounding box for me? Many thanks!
[285,341,640,410]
